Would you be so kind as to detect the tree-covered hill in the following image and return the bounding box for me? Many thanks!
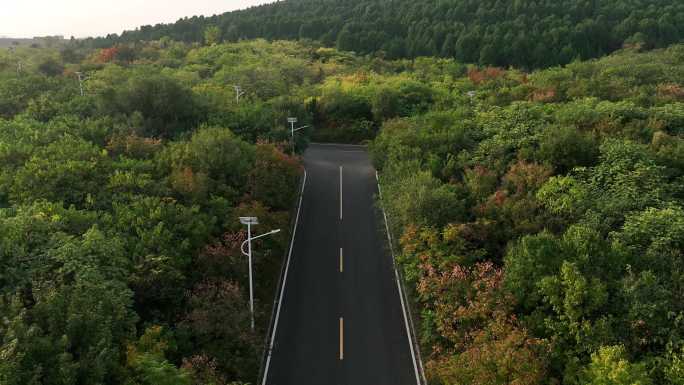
[91,0,684,68]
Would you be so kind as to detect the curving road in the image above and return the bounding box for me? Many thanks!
[263,143,418,385]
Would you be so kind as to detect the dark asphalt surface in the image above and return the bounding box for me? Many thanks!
[265,143,416,385]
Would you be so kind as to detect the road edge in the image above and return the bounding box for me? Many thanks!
[376,170,428,385]
[258,168,308,385]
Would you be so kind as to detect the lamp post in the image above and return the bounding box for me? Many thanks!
[233,85,245,104]
[75,72,89,97]
[239,216,281,331]
[287,117,309,154]
[8,47,22,75]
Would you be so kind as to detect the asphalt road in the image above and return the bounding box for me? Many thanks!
[265,143,417,385]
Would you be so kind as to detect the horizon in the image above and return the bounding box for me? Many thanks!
[0,0,274,39]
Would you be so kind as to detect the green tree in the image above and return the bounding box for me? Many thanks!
[100,72,203,138]
[37,57,64,77]
[204,26,222,46]
[581,346,652,385]
[127,326,191,385]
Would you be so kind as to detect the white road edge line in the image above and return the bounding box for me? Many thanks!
[339,166,343,220]
[376,170,424,385]
[261,169,308,385]
[339,317,344,360]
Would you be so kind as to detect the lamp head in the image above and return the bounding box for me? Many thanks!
[239,216,259,225]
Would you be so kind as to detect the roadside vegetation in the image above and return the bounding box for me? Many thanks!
[0,40,307,385]
[370,45,684,384]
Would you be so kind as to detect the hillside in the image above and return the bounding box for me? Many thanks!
[88,0,684,68]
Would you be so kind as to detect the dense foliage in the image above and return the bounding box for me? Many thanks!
[370,45,684,384]
[3,24,684,385]
[88,0,684,68]
[0,40,311,385]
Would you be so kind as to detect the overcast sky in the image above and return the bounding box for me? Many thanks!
[1,0,274,39]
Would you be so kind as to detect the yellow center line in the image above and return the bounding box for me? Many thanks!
[339,317,344,360]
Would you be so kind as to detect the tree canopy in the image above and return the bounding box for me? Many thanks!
[370,45,684,384]
[86,0,684,69]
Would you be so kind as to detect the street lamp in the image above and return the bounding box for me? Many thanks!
[233,85,245,104]
[287,117,309,154]
[239,216,281,331]
[75,72,89,97]
[8,47,22,75]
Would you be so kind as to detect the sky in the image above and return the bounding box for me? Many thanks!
[0,0,274,39]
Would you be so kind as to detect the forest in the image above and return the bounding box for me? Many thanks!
[2,12,684,385]
[86,0,684,69]
[0,40,316,385]
[369,45,684,384]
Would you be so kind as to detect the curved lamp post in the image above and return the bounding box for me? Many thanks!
[287,117,308,154]
[240,216,281,330]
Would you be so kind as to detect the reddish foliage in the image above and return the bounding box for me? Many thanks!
[195,231,246,279]
[418,261,513,347]
[491,190,508,207]
[99,47,119,63]
[484,67,505,79]
[248,143,303,210]
[206,231,246,256]
[181,354,227,385]
[502,161,552,196]
[418,261,548,384]
[182,278,259,378]
[468,67,505,85]
[183,279,257,347]
[530,87,557,102]
[427,318,547,385]
[468,68,486,84]
[475,161,551,235]
[657,83,684,100]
